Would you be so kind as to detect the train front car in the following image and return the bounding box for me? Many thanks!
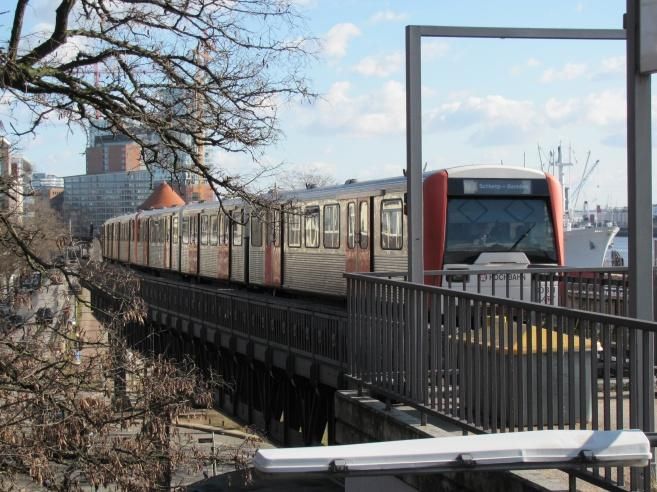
[424,165,563,302]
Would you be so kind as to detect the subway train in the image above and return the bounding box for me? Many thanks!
[102,165,564,297]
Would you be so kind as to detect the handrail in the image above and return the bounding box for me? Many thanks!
[345,270,656,491]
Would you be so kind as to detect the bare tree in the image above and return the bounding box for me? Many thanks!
[0,1,314,487]
[278,165,336,190]
[1,0,314,204]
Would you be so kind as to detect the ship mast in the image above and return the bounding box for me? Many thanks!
[554,145,573,211]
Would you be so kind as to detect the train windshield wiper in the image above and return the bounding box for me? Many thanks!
[509,222,535,251]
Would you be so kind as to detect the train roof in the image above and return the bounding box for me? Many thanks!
[277,164,547,201]
[103,165,549,225]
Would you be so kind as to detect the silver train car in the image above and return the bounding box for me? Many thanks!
[102,165,564,297]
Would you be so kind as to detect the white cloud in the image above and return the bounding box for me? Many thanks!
[323,23,361,59]
[540,63,588,83]
[428,95,538,132]
[598,56,625,76]
[544,97,580,124]
[422,40,449,61]
[421,85,436,98]
[369,10,407,23]
[353,52,402,77]
[583,89,626,126]
[295,80,405,137]
[510,57,542,76]
[425,94,542,146]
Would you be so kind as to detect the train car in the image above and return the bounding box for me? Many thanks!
[142,208,168,270]
[103,213,134,264]
[101,165,563,299]
[277,176,407,296]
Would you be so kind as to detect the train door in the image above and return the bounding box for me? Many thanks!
[357,198,371,271]
[171,214,180,272]
[144,219,150,266]
[189,214,199,275]
[130,219,135,262]
[218,212,230,279]
[264,209,282,286]
[147,219,153,267]
[345,198,371,272]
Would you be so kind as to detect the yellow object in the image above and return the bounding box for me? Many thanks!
[472,316,594,354]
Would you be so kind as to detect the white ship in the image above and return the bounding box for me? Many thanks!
[563,213,619,268]
[541,145,620,267]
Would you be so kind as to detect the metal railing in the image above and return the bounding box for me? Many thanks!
[139,277,347,369]
[434,266,634,316]
[345,270,656,491]
[365,267,633,315]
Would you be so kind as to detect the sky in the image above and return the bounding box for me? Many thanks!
[1,0,644,208]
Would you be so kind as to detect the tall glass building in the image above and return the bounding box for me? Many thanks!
[63,168,172,238]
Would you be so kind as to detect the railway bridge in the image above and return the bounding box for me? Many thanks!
[89,266,657,491]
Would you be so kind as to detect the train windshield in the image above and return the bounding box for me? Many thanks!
[444,197,557,264]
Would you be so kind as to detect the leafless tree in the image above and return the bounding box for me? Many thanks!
[1,0,314,205]
[279,167,336,191]
[0,202,236,489]
[0,1,313,487]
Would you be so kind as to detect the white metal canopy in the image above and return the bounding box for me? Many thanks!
[254,430,651,475]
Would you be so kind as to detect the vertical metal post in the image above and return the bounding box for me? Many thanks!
[406,26,424,283]
[626,0,654,322]
[626,1,655,488]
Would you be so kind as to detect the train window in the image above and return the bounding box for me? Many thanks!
[165,218,169,243]
[251,214,263,247]
[359,202,369,249]
[210,215,218,245]
[201,215,209,245]
[150,220,156,244]
[268,209,280,246]
[323,204,340,249]
[232,211,242,246]
[192,216,198,244]
[305,206,320,248]
[182,217,189,244]
[347,203,355,249]
[381,199,403,250]
[172,217,179,243]
[445,197,557,264]
[288,209,301,247]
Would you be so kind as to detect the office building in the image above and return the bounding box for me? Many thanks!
[63,168,173,237]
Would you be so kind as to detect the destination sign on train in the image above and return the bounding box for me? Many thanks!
[463,179,532,195]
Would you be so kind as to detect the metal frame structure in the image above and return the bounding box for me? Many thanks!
[405,11,655,488]
[405,25,626,285]
[346,267,657,490]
